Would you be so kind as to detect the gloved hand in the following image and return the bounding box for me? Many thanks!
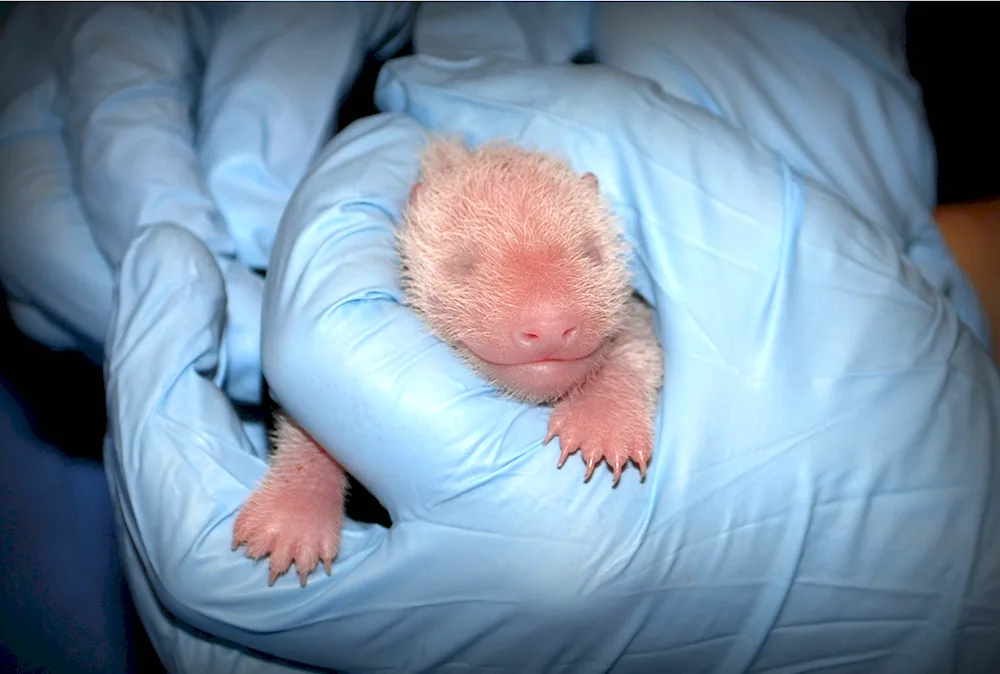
[102,43,1000,674]
[0,1,413,403]
[38,2,1000,672]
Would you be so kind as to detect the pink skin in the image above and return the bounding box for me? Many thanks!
[232,413,345,587]
[233,139,664,586]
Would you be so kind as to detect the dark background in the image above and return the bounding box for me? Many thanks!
[906,3,997,205]
[1,3,997,673]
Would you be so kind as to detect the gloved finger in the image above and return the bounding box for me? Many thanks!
[104,222,267,616]
[589,1,992,352]
[0,78,113,361]
[46,2,231,268]
[197,1,414,270]
[413,0,592,63]
[263,111,565,521]
[0,5,112,359]
[44,2,262,403]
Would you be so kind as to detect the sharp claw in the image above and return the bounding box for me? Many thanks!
[612,462,623,486]
[636,451,649,480]
[544,428,556,445]
[299,569,309,588]
[325,558,333,576]
[584,456,598,482]
[558,436,580,468]
[268,569,279,587]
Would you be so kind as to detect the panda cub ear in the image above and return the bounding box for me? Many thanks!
[421,136,471,178]
[580,172,599,191]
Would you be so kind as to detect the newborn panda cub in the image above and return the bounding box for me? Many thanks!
[233,138,665,587]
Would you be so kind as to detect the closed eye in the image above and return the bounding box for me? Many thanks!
[583,242,603,265]
[452,253,479,276]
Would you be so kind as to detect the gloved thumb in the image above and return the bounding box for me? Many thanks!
[105,223,233,446]
[104,223,269,620]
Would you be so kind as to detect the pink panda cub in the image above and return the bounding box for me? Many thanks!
[232,138,664,587]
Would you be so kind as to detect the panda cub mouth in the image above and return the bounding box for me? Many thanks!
[469,342,607,402]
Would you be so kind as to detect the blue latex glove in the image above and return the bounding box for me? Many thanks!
[0,4,113,363]
[19,1,1000,671]
[0,1,413,403]
[587,1,993,355]
[105,15,999,674]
